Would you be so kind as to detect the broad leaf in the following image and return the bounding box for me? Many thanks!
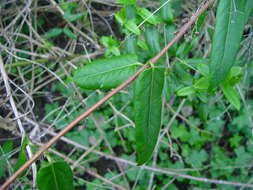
[73,54,141,90]
[135,67,164,165]
[37,161,74,190]
[221,83,241,110]
[209,0,253,88]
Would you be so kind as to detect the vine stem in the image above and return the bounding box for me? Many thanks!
[0,0,214,189]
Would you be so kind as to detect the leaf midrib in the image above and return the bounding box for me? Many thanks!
[50,164,60,190]
[80,63,140,79]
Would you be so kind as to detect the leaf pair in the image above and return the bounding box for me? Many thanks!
[73,55,165,164]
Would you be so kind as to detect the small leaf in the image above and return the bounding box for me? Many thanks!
[194,77,210,91]
[135,67,165,165]
[137,39,148,50]
[63,12,86,22]
[177,86,195,96]
[43,28,63,39]
[115,8,126,25]
[209,0,253,88]
[73,54,141,90]
[221,83,241,110]
[37,161,74,190]
[136,7,161,25]
[196,63,210,76]
[63,29,77,40]
[124,20,140,35]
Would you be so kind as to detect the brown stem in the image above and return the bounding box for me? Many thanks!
[0,0,214,189]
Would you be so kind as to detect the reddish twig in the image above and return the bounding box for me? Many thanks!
[0,0,214,189]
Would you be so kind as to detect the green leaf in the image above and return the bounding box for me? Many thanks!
[194,77,210,91]
[177,86,195,96]
[37,161,74,190]
[135,67,165,165]
[0,141,13,177]
[159,0,174,22]
[43,28,63,39]
[63,29,77,40]
[144,25,161,57]
[125,36,138,54]
[124,20,140,35]
[73,54,141,90]
[136,7,161,25]
[221,83,240,110]
[63,12,86,22]
[116,0,136,5]
[14,137,29,172]
[209,0,253,88]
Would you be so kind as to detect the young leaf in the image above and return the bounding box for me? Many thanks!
[177,86,195,96]
[221,83,241,110]
[63,12,86,22]
[124,20,140,35]
[136,7,161,25]
[135,67,165,165]
[63,29,77,40]
[209,0,253,88]
[37,161,74,190]
[73,54,141,90]
[43,28,63,39]
[194,77,210,91]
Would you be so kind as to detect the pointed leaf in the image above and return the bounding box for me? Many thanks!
[221,83,241,110]
[177,86,195,96]
[37,161,74,190]
[43,28,63,39]
[124,20,140,35]
[136,7,161,25]
[209,0,253,88]
[63,29,77,40]
[73,54,141,90]
[135,67,164,165]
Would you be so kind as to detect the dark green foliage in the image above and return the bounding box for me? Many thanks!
[37,161,74,190]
